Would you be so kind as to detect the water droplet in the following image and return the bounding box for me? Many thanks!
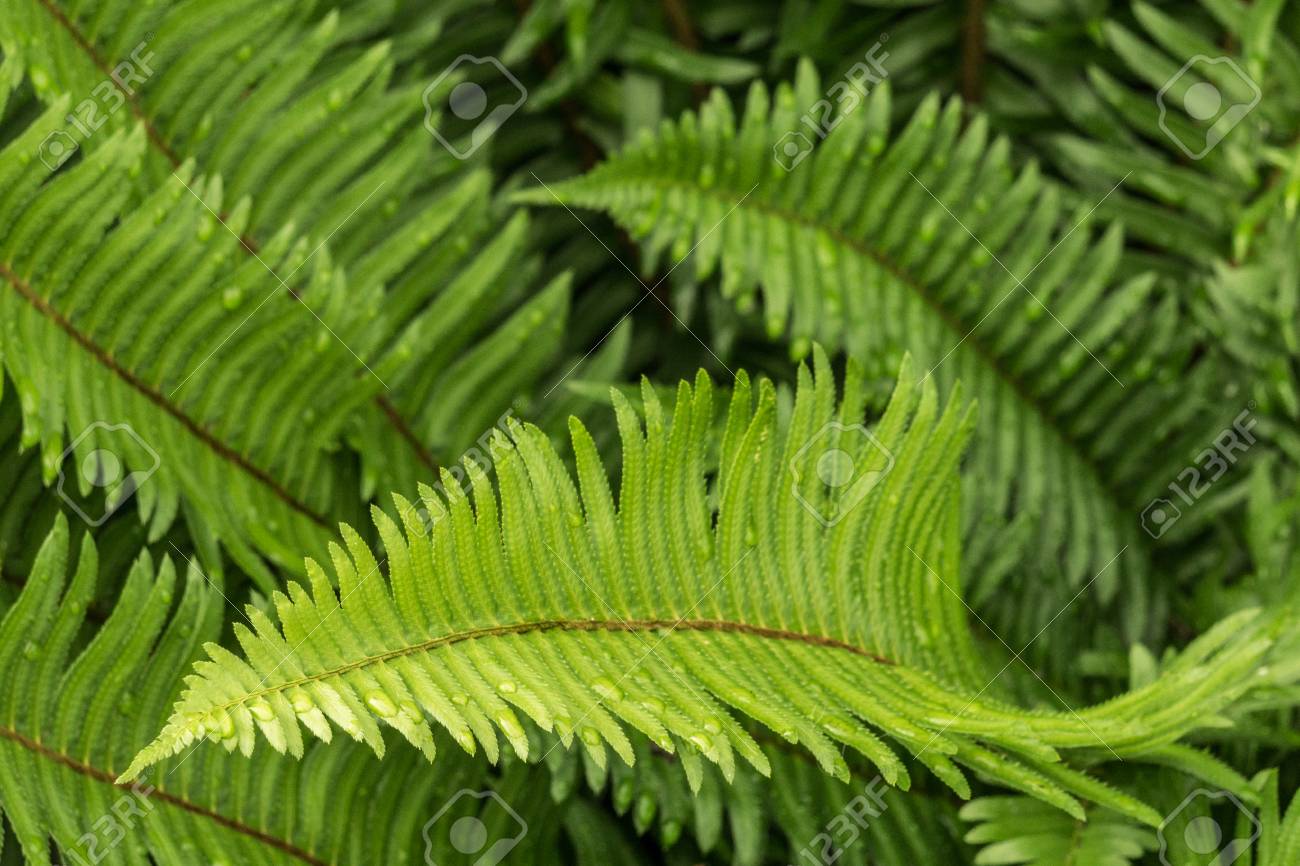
[455,729,477,754]
[593,678,623,701]
[248,699,274,722]
[290,691,314,714]
[580,726,602,747]
[703,717,722,734]
[496,680,517,695]
[451,693,469,706]
[222,287,242,309]
[614,778,635,810]
[635,792,656,828]
[365,691,397,717]
[496,710,525,740]
[694,539,712,563]
[822,719,852,738]
[21,641,39,661]
[688,732,712,753]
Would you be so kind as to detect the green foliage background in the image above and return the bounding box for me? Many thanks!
[0,0,1298,864]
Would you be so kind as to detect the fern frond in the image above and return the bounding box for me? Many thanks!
[3,0,575,503]
[0,58,579,586]
[0,517,661,865]
[128,357,1276,823]
[0,104,375,586]
[960,796,1155,866]
[511,63,1239,645]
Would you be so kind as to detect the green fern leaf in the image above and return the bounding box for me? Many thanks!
[512,62,1245,647]
[960,796,1156,866]
[127,357,1277,822]
[0,516,661,865]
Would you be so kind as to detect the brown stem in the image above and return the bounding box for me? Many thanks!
[207,616,896,713]
[961,0,987,105]
[34,0,437,474]
[0,724,326,865]
[660,0,709,104]
[0,263,331,528]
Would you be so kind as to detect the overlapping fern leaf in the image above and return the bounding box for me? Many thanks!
[0,517,661,865]
[127,356,1280,825]
[0,43,580,584]
[512,62,1243,652]
[0,98,374,586]
[1,0,577,521]
[960,796,1156,866]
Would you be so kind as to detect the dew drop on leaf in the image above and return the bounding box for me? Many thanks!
[495,709,525,740]
[592,677,622,701]
[249,699,274,722]
[365,691,397,717]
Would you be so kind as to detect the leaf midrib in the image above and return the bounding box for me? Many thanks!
[595,174,1139,535]
[0,722,327,866]
[0,262,330,528]
[207,616,895,713]
[34,0,436,474]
